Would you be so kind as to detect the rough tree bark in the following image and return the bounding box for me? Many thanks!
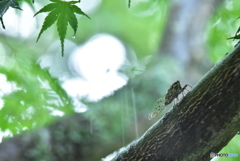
[110,44,240,160]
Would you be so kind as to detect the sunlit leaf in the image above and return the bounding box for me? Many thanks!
[0,59,73,136]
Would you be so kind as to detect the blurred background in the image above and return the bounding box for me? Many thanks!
[0,0,240,160]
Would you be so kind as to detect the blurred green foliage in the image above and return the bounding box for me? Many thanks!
[0,47,73,136]
[0,0,169,141]
[207,0,240,63]
[217,135,240,161]
[76,0,168,59]
[0,0,240,160]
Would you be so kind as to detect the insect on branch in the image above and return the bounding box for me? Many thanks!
[148,81,192,120]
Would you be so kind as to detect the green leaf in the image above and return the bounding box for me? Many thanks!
[67,7,78,36]
[71,5,90,19]
[50,0,61,2]
[68,1,79,5]
[57,3,68,57]
[36,9,59,42]
[33,3,57,17]
[35,0,90,56]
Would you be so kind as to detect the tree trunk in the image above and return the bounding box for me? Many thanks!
[160,0,223,61]
[159,0,223,82]
[110,44,240,160]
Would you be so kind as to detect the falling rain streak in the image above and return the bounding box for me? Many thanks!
[131,88,139,139]
[121,90,125,146]
[90,108,93,134]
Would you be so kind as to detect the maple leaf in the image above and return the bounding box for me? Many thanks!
[0,0,22,29]
[34,0,90,56]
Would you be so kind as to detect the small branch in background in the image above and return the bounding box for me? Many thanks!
[128,0,131,8]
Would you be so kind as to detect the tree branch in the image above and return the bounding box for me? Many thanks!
[110,44,240,160]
